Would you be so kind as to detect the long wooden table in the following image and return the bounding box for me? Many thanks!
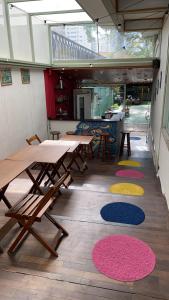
[0,145,71,252]
[7,145,70,194]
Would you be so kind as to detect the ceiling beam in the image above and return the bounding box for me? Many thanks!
[48,21,93,26]
[30,9,84,16]
[101,0,124,31]
[124,18,163,31]
[117,7,167,13]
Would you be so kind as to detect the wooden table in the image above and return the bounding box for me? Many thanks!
[60,134,93,145]
[7,145,70,194]
[60,135,94,160]
[0,159,32,253]
[39,140,85,172]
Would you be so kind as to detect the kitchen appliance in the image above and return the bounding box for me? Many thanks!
[74,89,93,120]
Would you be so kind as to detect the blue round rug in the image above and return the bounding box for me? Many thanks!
[100,202,145,225]
[130,137,141,141]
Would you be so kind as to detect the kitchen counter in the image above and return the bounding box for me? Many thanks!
[75,119,123,156]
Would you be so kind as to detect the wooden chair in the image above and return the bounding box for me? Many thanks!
[26,134,42,170]
[5,172,69,257]
[26,134,41,145]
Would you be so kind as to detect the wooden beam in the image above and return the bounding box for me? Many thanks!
[102,0,124,31]
[30,9,84,17]
[124,18,163,31]
[117,7,167,13]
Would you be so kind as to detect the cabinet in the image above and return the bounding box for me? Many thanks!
[44,69,74,120]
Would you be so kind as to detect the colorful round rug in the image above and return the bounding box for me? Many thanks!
[92,235,156,282]
[109,183,144,196]
[115,169,144,179]
[118,160,141,167]
[100,202,145,225]
[130,137,141,141]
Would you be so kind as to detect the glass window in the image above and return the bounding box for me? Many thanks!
[52,24,155,61]
[32,16,50,63]
[38,12,91,24]
[9,5,32,61]
[163,57,169,134]
[11,0,81,13]
[0,0,10,58]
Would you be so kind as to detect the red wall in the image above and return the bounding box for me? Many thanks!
[44,69,75,120]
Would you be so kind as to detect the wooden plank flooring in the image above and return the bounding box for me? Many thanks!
[0,136,169,299]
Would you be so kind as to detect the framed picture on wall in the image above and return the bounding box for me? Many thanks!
[0,69,12,86]
[21,68,30,84]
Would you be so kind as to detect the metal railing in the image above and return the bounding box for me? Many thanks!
[52,31,103,60]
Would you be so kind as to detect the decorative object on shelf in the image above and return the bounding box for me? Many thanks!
[56,95,69,103]
[0,68,12,86]
[57,76,64,89]
[21,68,30,84]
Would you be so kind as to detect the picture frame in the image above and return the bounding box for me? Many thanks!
[0,69,12,86]
[21,68,30,84]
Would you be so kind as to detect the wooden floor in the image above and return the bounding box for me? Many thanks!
[0,134,169,300]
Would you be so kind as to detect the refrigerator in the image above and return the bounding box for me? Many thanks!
[73,89,93,120]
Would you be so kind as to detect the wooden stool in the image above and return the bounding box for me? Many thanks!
[97,132,111,160]
[50,130,60,140]
[119,131,131,156]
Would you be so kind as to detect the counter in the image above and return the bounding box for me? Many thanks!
[49,118,123,157]
[75,119,123,156]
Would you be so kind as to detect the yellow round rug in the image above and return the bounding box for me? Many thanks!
[109,183,144,196]
[118,160,141,167]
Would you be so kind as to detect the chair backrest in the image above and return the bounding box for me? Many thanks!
[26,134,41,145]
[31,171,70,220]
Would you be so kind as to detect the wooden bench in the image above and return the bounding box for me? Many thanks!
[5,172,70,257]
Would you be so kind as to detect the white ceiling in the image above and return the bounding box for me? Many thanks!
[77,0,169,32]
[9,0,169,31]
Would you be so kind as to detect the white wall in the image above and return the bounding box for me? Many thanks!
[0,68,47,159]
[151,15,169,207]
[151,16,169,162]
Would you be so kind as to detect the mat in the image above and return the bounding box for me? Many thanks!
[109,183,144,196]
[92,234,156,282]
[115,169,144,179]
[130,137,141,141]
[118,160,141,167]
[100,202,145,225]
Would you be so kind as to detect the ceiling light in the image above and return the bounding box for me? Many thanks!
[117,24,122,30]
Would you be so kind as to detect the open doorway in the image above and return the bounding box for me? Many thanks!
[124,84,151,133]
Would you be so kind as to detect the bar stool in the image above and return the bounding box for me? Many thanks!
[50,130,60,140]
[119,131,131,156]
[97,132,111,160]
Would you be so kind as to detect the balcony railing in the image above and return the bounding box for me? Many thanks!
[52,31,104,61]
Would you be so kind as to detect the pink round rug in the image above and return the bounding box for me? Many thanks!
[115,169,144,179]
[92,235,156,282]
